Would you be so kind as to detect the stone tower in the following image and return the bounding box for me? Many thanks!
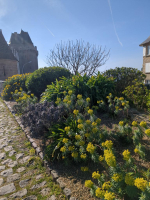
[0,29,19,81]
[9,30,38,74]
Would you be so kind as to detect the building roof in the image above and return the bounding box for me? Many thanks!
[9,29,33,45]
[0,30,17,61]
[139,36,150,46]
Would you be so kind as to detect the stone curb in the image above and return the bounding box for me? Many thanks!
[4,100,77,200]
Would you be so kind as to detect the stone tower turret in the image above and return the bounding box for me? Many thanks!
[9,30,38,74]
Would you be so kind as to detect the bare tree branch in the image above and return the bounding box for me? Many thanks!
[47,39,110,76]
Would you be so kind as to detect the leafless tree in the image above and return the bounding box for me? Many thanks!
[47,40,110,76]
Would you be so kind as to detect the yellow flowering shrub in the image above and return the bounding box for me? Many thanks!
[88,109,93,115]
[73,109,79,115]
[81,167,88,171]
[86,142,96,154]
[77,124,84,129]
[112,173,122,182]
[75,135,81,140]
[62,138,68,144]
[145,129,150,137]
[92,171,100,179]
[102,140,113,149]
[119,121,124,126]
[134,178,147,191]
[122,149,131,161]
[95,188,105,198]
[80,153,87,159]
[125,174,134,186]
[132,121,138,127]
[102,181,111,190]
[104,150,116,167]
[77,94,82,99]
[140,121,147,128]
[71,151,78,158]
[85,180,94,188]
[86,120,91,124]
[104,191,115,200]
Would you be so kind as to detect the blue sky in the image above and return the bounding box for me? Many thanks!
[0,0,150,72]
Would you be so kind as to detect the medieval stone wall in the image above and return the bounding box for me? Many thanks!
[0,59,18,81]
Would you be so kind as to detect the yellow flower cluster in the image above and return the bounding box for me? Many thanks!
[75,135,81,140]
[145,129,150,136]
[140,121,147,128]
[71,151,78,158]
[62,138,68,144]
[134,178,147,191]
[96,118,101,124]
[81,167,88,171]
[88,109,93,115]
[64,126,70,132]
[112,173,122,182]
[80,153,87,159]
[73,109,79,115]
[68,90,73,95]
[77,94,82,99]
[122,102,125,106]
[132,121,138,127]
[125,174,134,186]
[119,121,124,126]
[102,181,111,190]
[92,127,98,133]
[134,148,139,154]
[77,119,82,123]
[122,149,130,161]
[92,122,97,126]
[86,142,96,154]
[79,141,85,146]
[86,120,91,124]
[85,180,94,188]
[104,150,116,167]
[102,140,113,149]
[60,146,66,152]
[55,97,61,104]
[85,133,90,138]
[92,171,100,179]
[99,155,104,161]
[104,191,115,200]
[86,97,90,102]
[119,97,124,101]
[95,188,105,198]
[68,146,74,151]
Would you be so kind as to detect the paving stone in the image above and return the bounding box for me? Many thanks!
[56,178,66,189]
[8,160,18,168]
[48,195,56,200]
[40,188,50,196]
[1,168,13,177]
[70,198,77,200]
[23,196,37,200]
[0,152,6,159]
[16,153,24,160]
[30,181,46,190]
[9,150,16,156]
[19,155,31,164]
[0,178,3,186]
[0,198,8,200]
[36,174,43,180]
[17,167,26,173]
[19,178,31,188]
[1,158,12,165]
[0,165,5,171]
[63,188,71,199]
[0,183,16,195]
[4,146,13,152]
[9,188,27,198]
[7,173,21,182]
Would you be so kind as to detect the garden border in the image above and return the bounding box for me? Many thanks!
[3,100,77,200]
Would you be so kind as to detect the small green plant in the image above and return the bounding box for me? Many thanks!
[30,148,35,155]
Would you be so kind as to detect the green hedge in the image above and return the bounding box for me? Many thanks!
[25,66,72,98]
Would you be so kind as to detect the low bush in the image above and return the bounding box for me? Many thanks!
[20,101,66,137]
[103,67,146,96]
[25,66,71,98]
[41,72,115,106]
[1,73,30,101]
[123,79,149,109]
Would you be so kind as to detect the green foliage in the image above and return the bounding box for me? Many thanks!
[103,67,146,96]
[41,72,115,106]
[25,66,71,98]
[122,79,149,109]
[1,73,30,101]
[12,89,38,114]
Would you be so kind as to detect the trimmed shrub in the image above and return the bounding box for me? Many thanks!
[123,79,149,109]
[103,67,146,96]
[41,72,115,106]
[1,73,30,101]
[25,66,72,98]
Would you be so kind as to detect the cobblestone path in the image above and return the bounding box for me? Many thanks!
[0,99,66,200]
